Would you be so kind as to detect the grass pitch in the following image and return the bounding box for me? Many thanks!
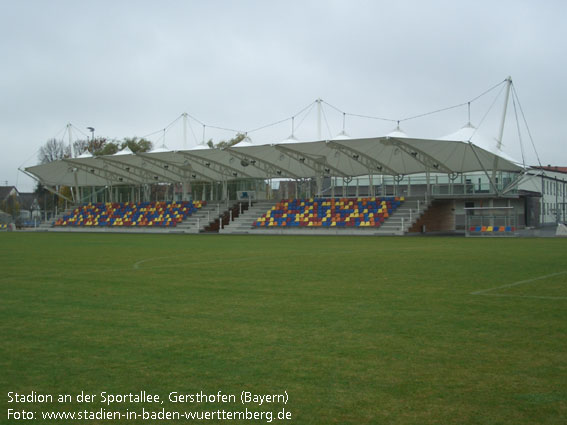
[1,233,566,424]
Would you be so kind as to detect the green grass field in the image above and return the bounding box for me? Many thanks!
[1,233,566,424]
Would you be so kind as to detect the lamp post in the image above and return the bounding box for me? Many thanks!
[87,127,95,203]
[87,127,95,150]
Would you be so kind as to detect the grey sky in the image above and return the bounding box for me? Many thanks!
[1,0,565,191]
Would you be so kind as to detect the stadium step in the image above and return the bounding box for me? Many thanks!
[219,200,279,234]
[36,207,76,230]
[373,198,431,234]
[204,200,266,233]
[172,203,223,233]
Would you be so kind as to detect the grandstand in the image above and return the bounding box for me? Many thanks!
[19,77,567,235]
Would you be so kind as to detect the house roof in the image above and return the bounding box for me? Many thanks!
[0,186,18,201]
[532,166,567,174]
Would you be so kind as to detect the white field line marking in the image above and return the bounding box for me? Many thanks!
[133,256,181,270]
[470,270,567,299]
[475,293,567,300]
[0,247,379,281]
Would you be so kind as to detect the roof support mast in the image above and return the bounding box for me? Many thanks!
[67,123,74,158]
[497,77,513,151]
[316,98,323,195]
[317,98,322,140]
[491,76,513,195]
[67,123,79,203]
[182,113,188,149]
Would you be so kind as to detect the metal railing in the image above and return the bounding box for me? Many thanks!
[432,183,519,196]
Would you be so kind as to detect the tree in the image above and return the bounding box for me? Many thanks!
[208,133,247,149]
[96,142,120,156]
[71,136,152,156]
[58,186,73,209]
[34,183,54,212]
[121,137,153,153]
[72,139,90,156]
[38,138,70,164]
[73,137,113,156]
[1,192,20,218]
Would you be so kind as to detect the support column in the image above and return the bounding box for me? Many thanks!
[426,169,431,202]
[331,177,335,198]
[317,175,323,197]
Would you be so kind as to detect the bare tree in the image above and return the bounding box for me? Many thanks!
[38,138,70,164]
[73,137,110,156]
[72,139,90,156]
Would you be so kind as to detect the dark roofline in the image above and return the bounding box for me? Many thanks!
[531,166,567,174]
[0,186,19,201]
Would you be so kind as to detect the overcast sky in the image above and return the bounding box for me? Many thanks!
[1,0,565,191]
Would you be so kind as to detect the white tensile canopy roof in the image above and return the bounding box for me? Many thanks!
[25,128,524,188]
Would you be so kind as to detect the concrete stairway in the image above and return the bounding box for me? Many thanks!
[172,202,225,234]
[36,207,75,230]
[219,200,278,234]
[373,197,431,235]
